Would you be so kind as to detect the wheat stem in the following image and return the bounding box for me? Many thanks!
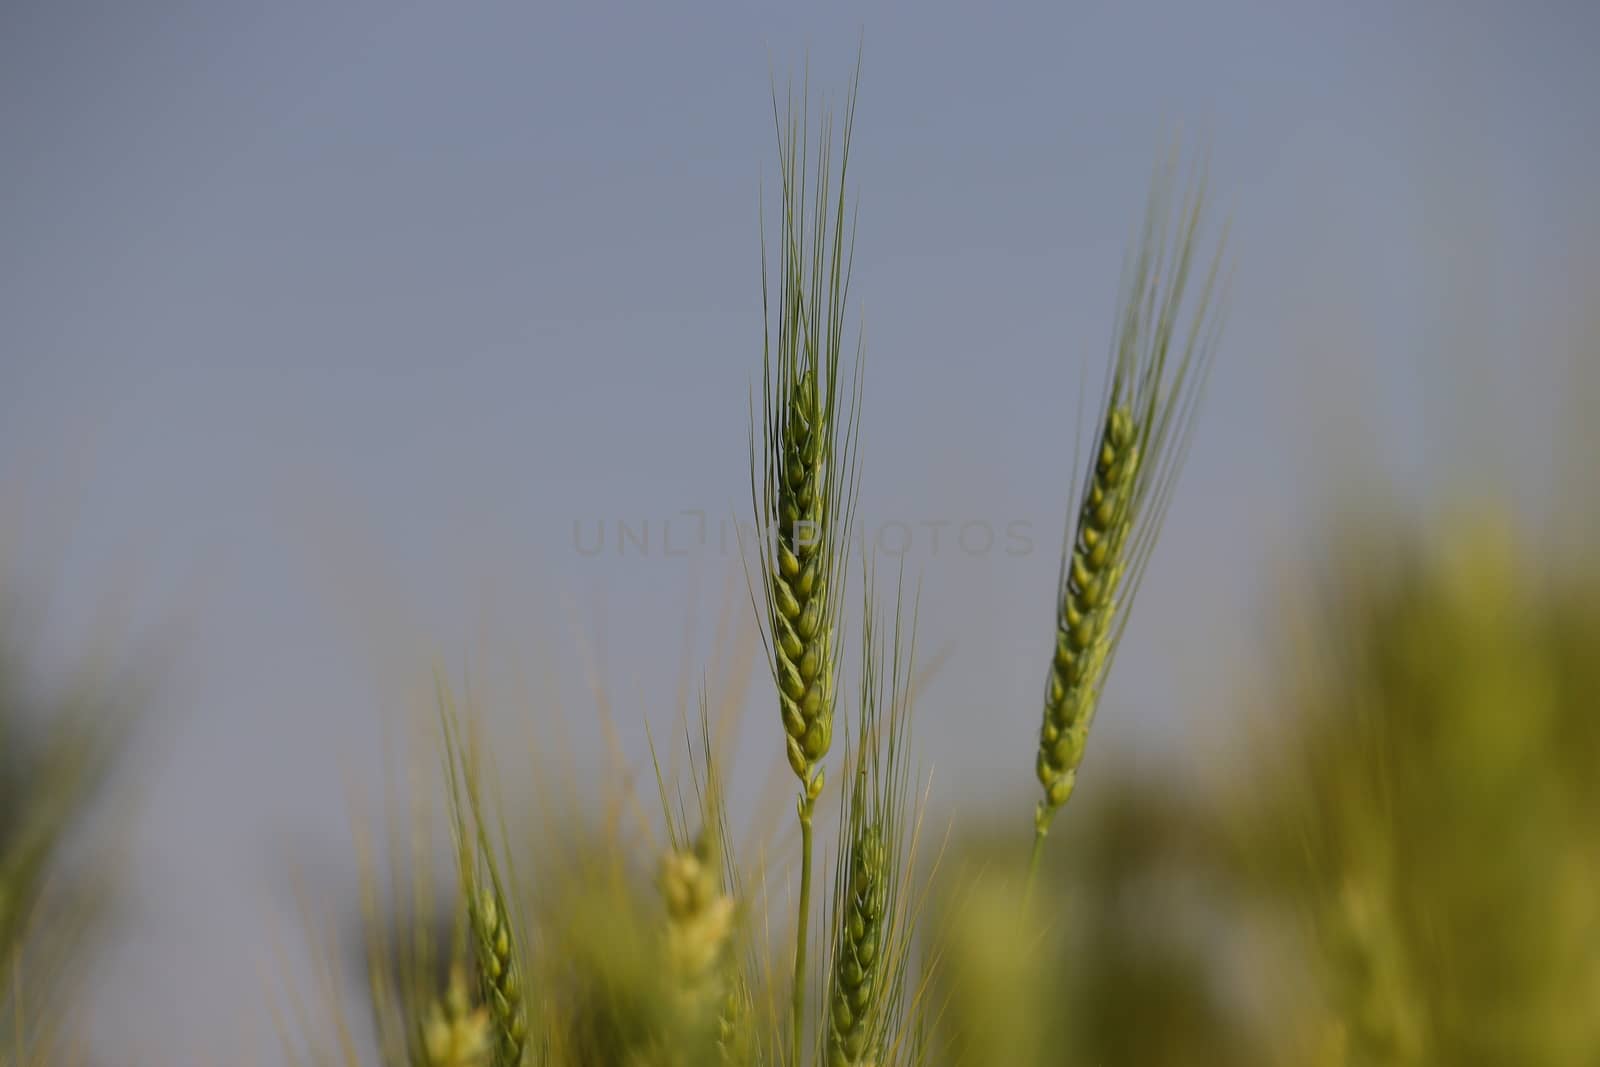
[1025,828,1047,889]
[793,808,816,1065]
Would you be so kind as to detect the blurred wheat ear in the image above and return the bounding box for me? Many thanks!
[646,697,746,1066]
[1029,149,1228,875]
[440,680,529,1067]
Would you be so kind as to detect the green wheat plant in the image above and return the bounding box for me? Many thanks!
[287,61,1241,1067]
[748,68,864,1063]
[1028,156,1227,876]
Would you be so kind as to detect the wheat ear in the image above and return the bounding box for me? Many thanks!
[420,964,494,1067]
[440,679,529,1067]
[826,567,918,1067]
[655,757,735,1044]
[648,691,750,1065]
[1029,151,1227,872]
[828,825,886,1067]
[750,64,864,1064]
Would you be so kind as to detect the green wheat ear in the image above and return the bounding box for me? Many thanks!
[440,679,529,1067]
[751,69,864,811]
[749,62,865,1063]
[829,823,887,1067]
[826,568,920,1067]
[1031,150,1228,858]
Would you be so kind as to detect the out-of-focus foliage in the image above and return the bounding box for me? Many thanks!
[339,822,756,1067]
[1233,513,1600,1067]
[0,589,137,1065]
[931,785,1267,1067]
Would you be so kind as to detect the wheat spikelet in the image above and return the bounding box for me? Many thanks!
[1031,151,1227,852]
[716,976,753,1067]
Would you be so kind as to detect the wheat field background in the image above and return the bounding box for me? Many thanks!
[2,2,1598,1064]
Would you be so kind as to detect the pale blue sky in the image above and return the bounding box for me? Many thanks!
[3,1,1596,1061]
